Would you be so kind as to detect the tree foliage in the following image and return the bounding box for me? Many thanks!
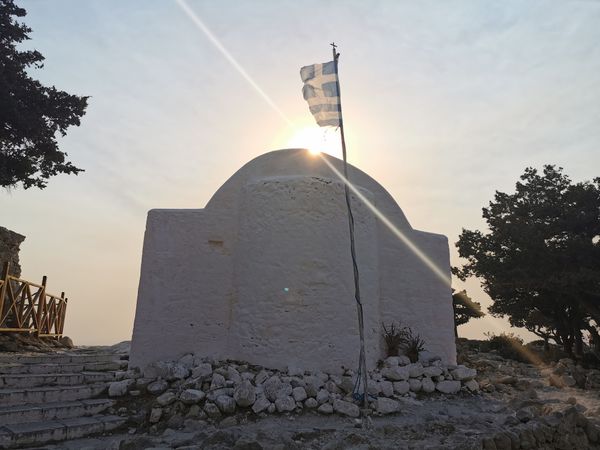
[452,289,485,336]
[0,0,88,189]
[454,165,600,355]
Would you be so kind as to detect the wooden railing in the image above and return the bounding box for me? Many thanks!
[0,262,68,337]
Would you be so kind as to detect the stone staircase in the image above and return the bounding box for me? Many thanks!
[0,350,128,449]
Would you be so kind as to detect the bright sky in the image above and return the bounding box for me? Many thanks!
[2,0,599,345]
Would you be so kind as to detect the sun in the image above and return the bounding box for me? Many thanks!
[284,126,342,158]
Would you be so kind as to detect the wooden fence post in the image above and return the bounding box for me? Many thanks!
[36,275,47,336]
[59,292,66,337]
[0,262,9,328]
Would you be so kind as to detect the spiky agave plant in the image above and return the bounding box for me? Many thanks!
[382,322,409,357]
[405,329,426,363]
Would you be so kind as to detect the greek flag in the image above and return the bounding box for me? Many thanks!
[300,61,341,127]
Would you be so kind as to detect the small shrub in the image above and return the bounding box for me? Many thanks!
[382,322,409,357]
[580,352,600,369]
[482,332,529,363]
[382,322,427,362]
[524,340,567,363]
[405,329,426,363]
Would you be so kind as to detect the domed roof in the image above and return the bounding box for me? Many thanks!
[206,148,413,231]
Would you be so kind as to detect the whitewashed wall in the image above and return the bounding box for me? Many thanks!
[129,149,456,373]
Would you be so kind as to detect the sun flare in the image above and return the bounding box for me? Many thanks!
[284,126,342,158]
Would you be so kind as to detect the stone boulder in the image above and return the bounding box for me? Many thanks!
[333,399,360,418]
[275,396,296,412]
[450,365,477,381]
[379,380,394,397]
[318,403,334,414]
[436,380,461,394]
[393,381,410,394]
[421,377,435,393]
[156,392,176,406]
[381,366,409,381]
[376,397,400,415]
[191,363,213,380]
[292,386,308,402]
[384,356,411,367]
[215,395,236,414]
[145,361,189,381]
[234,380,256,407]
[304,398,318,409]
[251,395,270,414]
[423,366,443,378]
[108,379,135,397]
[304,375,324,397]
[263,376,293,401]
[146,379,168,395]
[180,389,205,405]
[408,379,422,392]
[407,363,424,378]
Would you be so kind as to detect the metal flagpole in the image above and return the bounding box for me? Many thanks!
[331,42,368,408]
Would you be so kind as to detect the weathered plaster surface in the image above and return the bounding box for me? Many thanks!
[0,226,25,277]
[130,149,456,373]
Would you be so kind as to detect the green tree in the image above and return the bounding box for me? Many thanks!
[454,165,600,356]
[0,0,88,189]
[452,289,485,337]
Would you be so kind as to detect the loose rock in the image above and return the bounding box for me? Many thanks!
[465,379,480,392]
[203,402,221,419]
[381,366,409,381]
[379,380,394,397]
[333,399,360,418]
[423,366,443,378]
[316,389,330,405]
[149,407,163,424]
[421,377,435,393]
[234,380,256,407]
[436,380,461,394]
[275,396,296,412]
[180,389,205,405]
[251,395,270,414]
[108,379,134,397]
[393,381,410,395]
[215,395,236,414]
[450,365,477,381]
[376,397,400,415]
[408,378,422,392]
[145,361,189,381]
[304,398,318,409]
[191,363,212,380]
[318,403,334,414]
[292,386,307,402]
[147,379,169,395]
[407,363,424,378]
[156,392,176,406]
[304,376,323,397]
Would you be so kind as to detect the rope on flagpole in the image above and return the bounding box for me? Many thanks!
[331,42,369,409]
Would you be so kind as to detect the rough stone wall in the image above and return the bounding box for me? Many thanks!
[0,226,25,277]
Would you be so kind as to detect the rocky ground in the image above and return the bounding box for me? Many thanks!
[3,339,600,449]
[0,333,73,353]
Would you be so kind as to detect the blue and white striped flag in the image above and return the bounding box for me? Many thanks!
[300,61,341,127]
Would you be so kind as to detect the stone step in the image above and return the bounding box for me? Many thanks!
[0,414,125,449]
[0,353,121,365]
[0,384,107,406]
[0,372,116,389]
[0,360,126,375]
[0,399,115,426]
